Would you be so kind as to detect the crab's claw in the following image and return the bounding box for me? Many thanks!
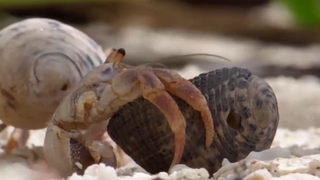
[43,121,117,178]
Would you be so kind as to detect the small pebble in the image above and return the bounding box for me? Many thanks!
[243,169,273,180]
[169,167,210,180]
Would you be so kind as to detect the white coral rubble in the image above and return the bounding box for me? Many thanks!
[67,163,209,180]
[3,126,320,180]
[2,119,320,180]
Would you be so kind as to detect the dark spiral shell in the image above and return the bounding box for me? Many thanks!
[107,67,279,175]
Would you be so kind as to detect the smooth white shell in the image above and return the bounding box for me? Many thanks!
[0,18,105,129]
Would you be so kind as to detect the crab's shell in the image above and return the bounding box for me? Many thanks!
[107,67,279,175]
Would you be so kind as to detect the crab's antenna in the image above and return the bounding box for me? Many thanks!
[141,53,231,69]
[157,53,232,62]
[141,62,169,69]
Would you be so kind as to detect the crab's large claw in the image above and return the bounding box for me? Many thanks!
[43,121,117,178]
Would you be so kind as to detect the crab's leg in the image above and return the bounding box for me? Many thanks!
[5,128,29,154]
[138,71,186,168]
[95,69,186,168]
[153,69,214,148]
[0,122,14,154]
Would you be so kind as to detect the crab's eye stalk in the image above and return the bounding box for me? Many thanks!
[117,48,126,56]
[105,47,126,65]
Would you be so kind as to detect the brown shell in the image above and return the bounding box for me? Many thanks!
[107,67,279,175]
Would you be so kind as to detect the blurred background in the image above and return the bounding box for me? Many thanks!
[0,0,320,130]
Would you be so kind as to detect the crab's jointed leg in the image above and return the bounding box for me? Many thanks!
[0,121,29,155]
[5,128,29,155]
[93,68,187,168]
[153,68,214,148]
[137,71,187,169]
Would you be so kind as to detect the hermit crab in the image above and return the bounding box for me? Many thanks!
[43,47,279,177]
[43,47,216,177]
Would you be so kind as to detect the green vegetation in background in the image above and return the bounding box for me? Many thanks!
[277,0,320,28]
[0,0,139,8]
[0,0,110,6]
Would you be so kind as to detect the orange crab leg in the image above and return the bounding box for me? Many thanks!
[154,69,214,148]
[138,71,186,169]
[5,128,29,154]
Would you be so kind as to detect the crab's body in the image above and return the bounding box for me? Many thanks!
[43,48,279,178]
[44,48,215,177]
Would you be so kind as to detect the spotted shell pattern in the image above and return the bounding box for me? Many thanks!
[0,18,105,129]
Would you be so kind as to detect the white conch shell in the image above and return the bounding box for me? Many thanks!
[0,18,106,129]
